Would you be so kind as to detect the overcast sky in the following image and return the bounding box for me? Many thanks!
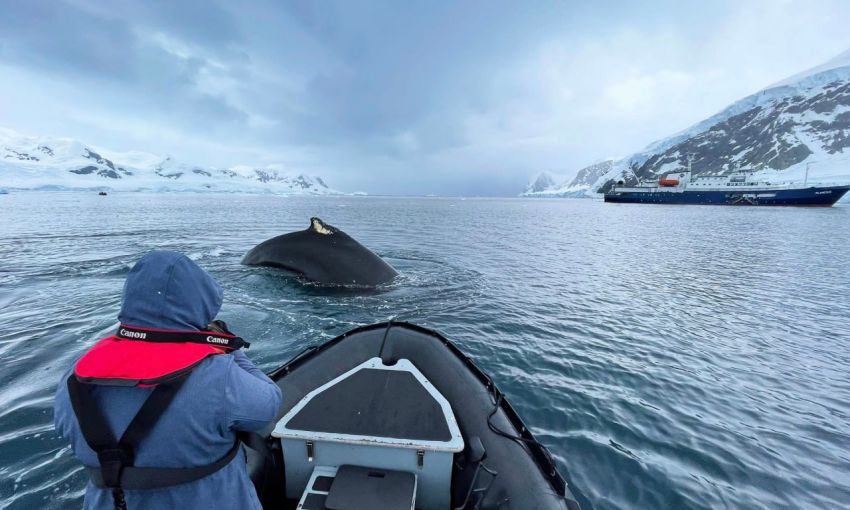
[1,0,849,195]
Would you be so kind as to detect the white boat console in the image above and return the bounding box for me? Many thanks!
[272,357,464,509]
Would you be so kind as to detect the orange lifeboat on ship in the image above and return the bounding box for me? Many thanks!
[658,178,679,187]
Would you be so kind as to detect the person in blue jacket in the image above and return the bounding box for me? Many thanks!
[54,250,282,510]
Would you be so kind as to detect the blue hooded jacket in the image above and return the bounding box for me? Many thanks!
[54,251,282,510]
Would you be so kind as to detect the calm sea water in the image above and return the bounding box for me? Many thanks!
[1,192,849,509]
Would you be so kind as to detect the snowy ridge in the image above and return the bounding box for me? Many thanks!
[768,48,850,89]
[0,128,342,194]
[527,48,850,197]
[522,171,569,194]
[521,160,615,197]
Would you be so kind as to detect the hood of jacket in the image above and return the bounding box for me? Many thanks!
[118,251,223,331]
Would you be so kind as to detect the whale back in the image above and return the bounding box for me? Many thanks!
[242,218,398,287]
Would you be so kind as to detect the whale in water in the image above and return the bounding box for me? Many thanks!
[242,217,398,287]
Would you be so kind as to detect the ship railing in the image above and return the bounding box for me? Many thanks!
[613,182,845,193]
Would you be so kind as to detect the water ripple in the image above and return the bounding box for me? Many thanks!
[1,193,849,509]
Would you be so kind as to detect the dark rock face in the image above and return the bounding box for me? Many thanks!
[568,160,614,188]
[70,166,97,175]
[631,81,850,181]
[254,169,275,183]
[69,165,121,178]
[250,170,320,190]
[83,148,116,170]
[70,148,128,178]
[192,168,212,177]
[4,149,39,161]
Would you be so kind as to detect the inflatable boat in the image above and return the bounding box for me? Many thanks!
[246,321,581,510]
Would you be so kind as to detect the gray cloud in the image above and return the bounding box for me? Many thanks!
[0,0,249,129]
[0,1,137,79]
[1,0,850,195]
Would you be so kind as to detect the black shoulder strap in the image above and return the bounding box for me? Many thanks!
[67,375,187,487]
[66,375,243,494]
[67,374,118,452]
[118,375,187,453]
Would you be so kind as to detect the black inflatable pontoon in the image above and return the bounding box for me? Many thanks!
[247,322,580,510]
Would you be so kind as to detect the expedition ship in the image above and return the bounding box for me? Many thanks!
[604,164,850,207]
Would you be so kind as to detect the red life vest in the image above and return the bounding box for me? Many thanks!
[74,324,250,385]
[67,324,252,509]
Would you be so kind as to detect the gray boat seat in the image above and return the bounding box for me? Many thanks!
[296,465,417,510]
[326,465,416,510]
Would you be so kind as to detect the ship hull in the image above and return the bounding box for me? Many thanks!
[604,185,850,207]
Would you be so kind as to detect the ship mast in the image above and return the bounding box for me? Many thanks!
[804,160,815,187]
[686,153,695,184]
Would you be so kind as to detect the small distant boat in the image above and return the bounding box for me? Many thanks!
[98,191,108,196]
[605,160,850,207]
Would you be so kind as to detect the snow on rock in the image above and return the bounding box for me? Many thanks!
[521,160,614,197]
[526,47,850,196]
[523,171,568,194]
[0,128,342,195]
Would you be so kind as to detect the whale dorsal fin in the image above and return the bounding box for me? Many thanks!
[310,217,338,235]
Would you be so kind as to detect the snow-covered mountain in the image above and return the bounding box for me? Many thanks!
[521,160,614,197]
[0,128,341,194]
[528,48,850,197]
[524,172,562,194]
